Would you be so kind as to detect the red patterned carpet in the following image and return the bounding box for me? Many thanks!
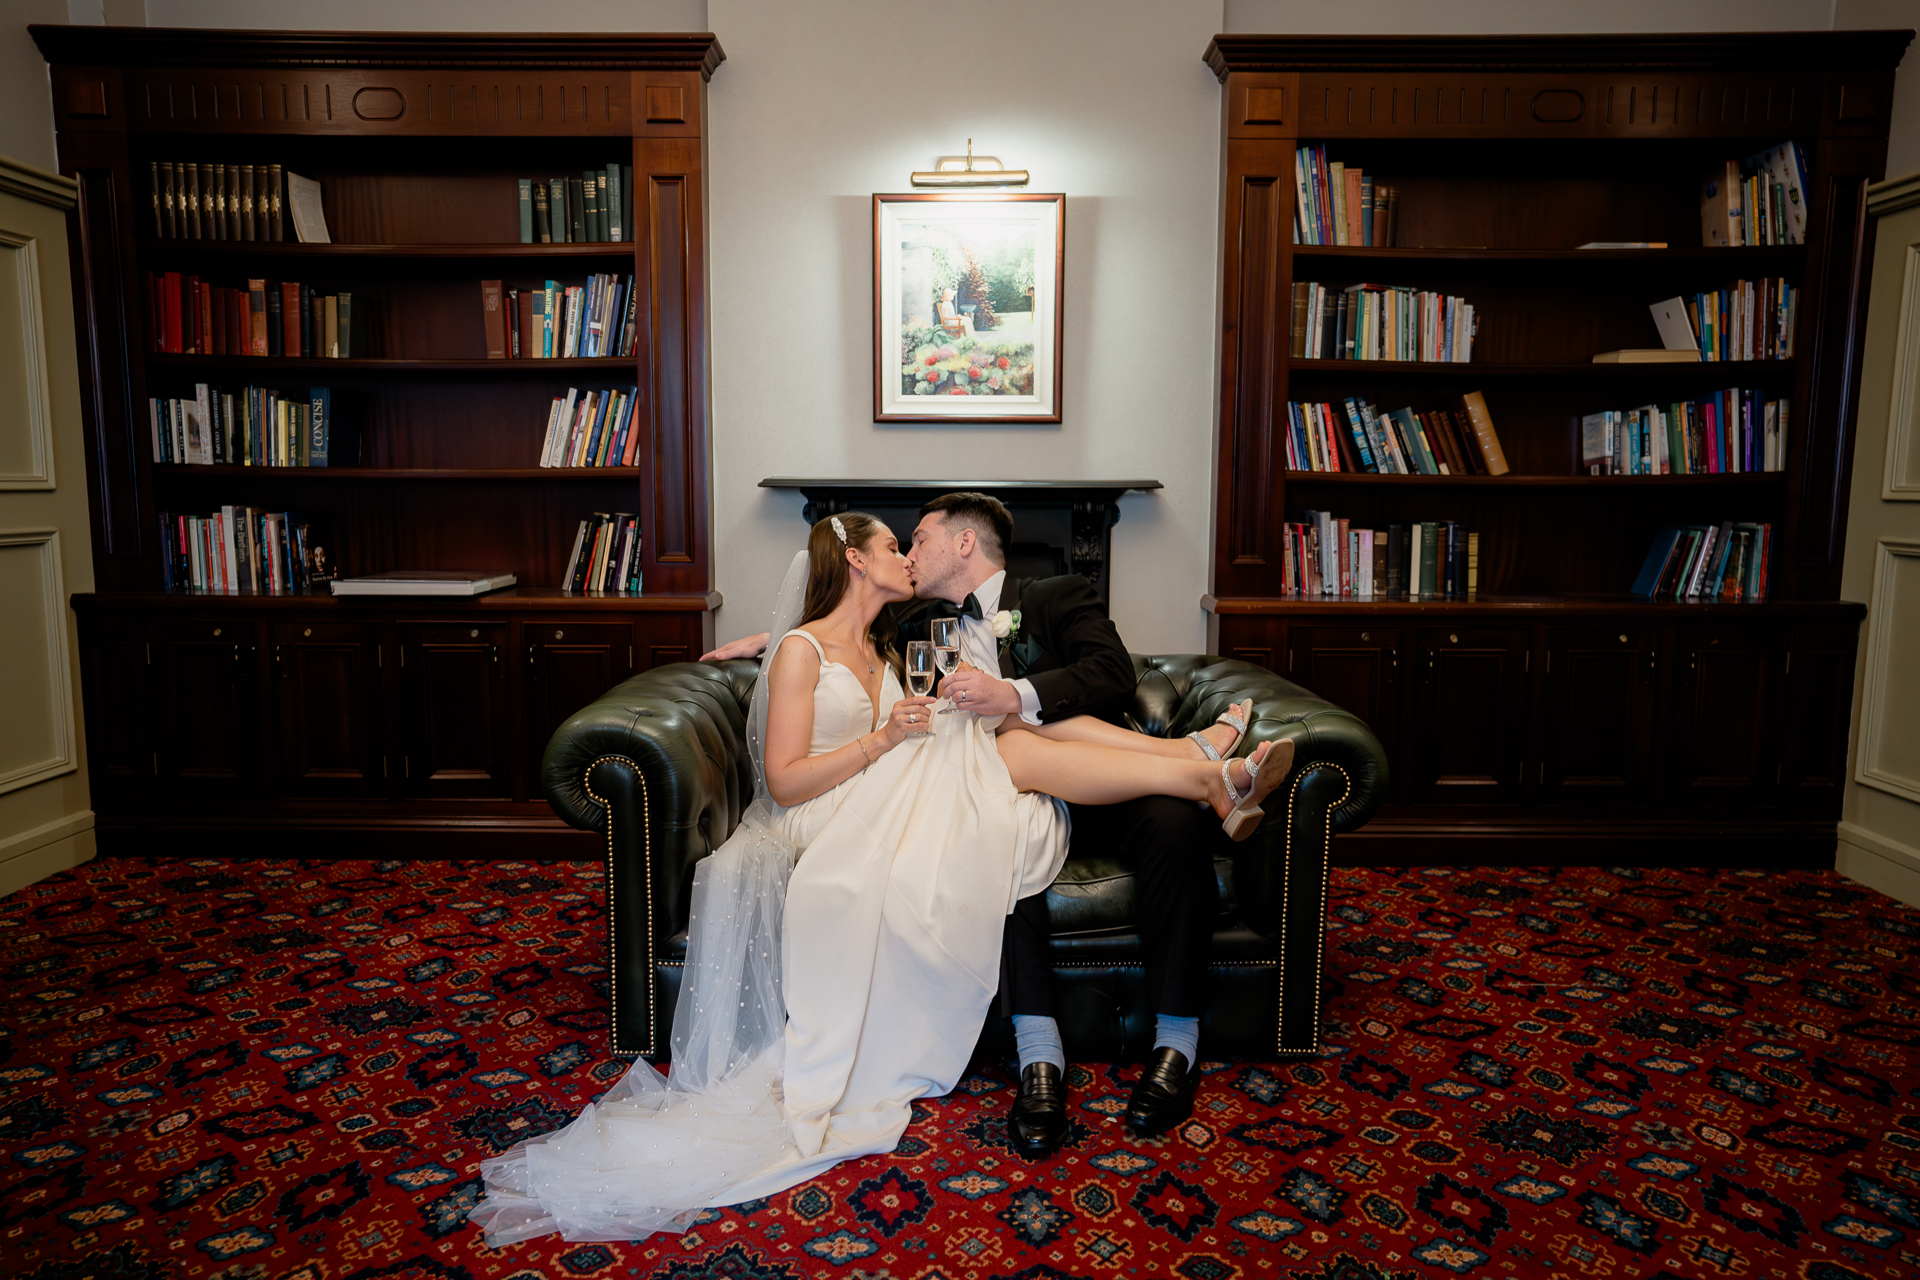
[3,858,1917,1280]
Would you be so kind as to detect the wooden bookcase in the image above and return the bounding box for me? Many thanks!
[33,26,724,857]
[1203,32,1909,865]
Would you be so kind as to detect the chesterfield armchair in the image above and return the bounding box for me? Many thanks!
[543,655,1388,1062]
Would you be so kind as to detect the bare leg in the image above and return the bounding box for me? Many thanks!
[996,732,1292,821]
[999,698,1253,762]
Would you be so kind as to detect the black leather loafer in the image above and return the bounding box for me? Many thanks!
[1008,1062,1069,1158]
[1126,1047,1198,1137]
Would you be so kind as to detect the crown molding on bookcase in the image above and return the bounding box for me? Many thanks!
[1870,170,1920,218]
[1204,31,1914,78]
[29,27,727,78]
[0,156,78,211]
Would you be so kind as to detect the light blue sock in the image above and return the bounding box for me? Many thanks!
[1154,1014,1200,1066]
[1012,1014,1066,1074]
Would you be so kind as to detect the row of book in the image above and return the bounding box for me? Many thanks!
[1285,513,1479,598]
[1631,522,1772,602]
[519,169,632,244]
[1581,390,1787,476]
[563,512,642,594]
[144,272,356,359]
[1681,281,1797,362]
[1291,282,1477,363]
[482,277,637,360]
[159,508,335,593]
[150,160,284,241]
[1701,142,1810,248]
[1292,145,1399,247]
[1287,390,1511,476]
[150,386,337,468]
[540,387,642,468]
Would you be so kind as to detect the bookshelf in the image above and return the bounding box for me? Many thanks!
[1203,32,1908,864]
[33,26,725,856]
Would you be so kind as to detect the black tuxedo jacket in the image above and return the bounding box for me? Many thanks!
[892,574,1134,724]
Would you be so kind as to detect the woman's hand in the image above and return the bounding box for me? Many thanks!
[881,696,938,746]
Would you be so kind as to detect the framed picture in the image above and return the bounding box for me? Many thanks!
[874,193,1064,424]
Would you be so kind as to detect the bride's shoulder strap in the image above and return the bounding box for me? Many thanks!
[778,628,828,663]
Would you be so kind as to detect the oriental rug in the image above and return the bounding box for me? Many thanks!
[2,859,1916,1280]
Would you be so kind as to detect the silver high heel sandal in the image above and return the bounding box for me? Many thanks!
[1220,740,1277,842]
[1188,698,1252,761]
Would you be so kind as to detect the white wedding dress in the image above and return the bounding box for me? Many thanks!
[468,607,1068,1246]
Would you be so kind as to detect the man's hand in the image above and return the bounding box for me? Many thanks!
[701,632,771,662]
[940,667,1023,716]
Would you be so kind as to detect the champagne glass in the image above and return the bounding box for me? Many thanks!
[905,641,935,732]
[930,616,961,714]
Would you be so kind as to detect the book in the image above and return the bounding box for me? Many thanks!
[607,162,623,242]
[518,178,534,244]
[1577,242,1668,249]
[286,171,329,243]
[332,570,516,597]
[1701,159,1740,247]
[185,162,202,238]
[533,179,552,243]
[309,387,329,466]
[1650,297,1697,351]
[1457,390,1509,476]
[1593,349,1701,363]
[568,176,587,243]
[267,163,284,240]
[280,281,301,357]
[226,164,243,239]
[583,168,600,241]
[481,280,507,359]
[549,177,568,244]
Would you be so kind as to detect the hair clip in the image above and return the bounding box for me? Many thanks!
[830,516,848,544]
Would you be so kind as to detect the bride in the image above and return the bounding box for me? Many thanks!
[468,512,1290,1246]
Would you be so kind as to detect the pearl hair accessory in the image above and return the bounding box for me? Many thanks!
[830,516,848,544]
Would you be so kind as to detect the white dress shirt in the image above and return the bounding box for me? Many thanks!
[962,570,1043,726]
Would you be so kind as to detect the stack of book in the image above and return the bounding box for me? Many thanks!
[540,387,641,467]
[1631,522,1771,601]
[563,512,642,594]
[1580,390,1787,475]
[150,385,336,468]
[1292,145,1397,246]
[520,168,631,244]
[149,161,284,240]
[487,276,636,360]
[1284,513,1478,598]
[158,507,333,593]
[1701,142,1810,247]
[1675,280,1797,362]
[1287,390,1510,476]
[1292,281,1476,362]
[144,273,353,358]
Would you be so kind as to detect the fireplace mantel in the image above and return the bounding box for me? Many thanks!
[759,478,1162,599]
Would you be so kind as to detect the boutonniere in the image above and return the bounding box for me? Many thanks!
[991,609,1021,650]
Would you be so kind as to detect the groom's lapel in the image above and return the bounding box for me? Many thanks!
[996,577,1023,679]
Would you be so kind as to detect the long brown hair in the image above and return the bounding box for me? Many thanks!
[798,511,901,678]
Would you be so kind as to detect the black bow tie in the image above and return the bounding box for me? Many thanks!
[929,595,984,621]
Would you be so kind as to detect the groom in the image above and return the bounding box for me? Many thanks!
[703,492,1230,1154]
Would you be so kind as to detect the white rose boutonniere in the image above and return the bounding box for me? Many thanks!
[991,609,1021,641]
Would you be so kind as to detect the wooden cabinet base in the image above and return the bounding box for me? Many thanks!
[1335,815,1840,867]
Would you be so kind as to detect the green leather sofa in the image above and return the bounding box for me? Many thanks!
[542,655,1388,1062]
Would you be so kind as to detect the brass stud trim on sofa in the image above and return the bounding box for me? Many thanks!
[1278,761,1349,1058]
[585,755,653,1060]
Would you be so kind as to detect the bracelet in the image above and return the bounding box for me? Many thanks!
[855,736,875,770]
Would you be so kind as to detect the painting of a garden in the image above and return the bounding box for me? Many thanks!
[895,220,1038,398]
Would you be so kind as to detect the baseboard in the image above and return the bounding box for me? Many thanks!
[1836,821,1920,909]
[1336,816,1839,868]
[0,811,96,897]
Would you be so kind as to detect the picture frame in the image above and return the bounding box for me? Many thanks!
[873,193,1064,424]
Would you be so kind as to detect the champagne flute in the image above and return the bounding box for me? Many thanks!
[930,616,961,714]
[905,641,935,732]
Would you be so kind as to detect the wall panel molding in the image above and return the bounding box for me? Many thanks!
[1857,537,1920,804]
[0,227,55,490]
[0,529,77,793]
[1884,243,1920,500]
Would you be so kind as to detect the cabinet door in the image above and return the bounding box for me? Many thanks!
[1669,627,1780,804]
[525,623,635,768]
[400,623,510,798]
[1539,627,1659,803]
[1288,625,1401,763]
[273,622,385,797]
[1781,620,1860,814]
[151,618,258,797]
[77,621,150,808]
[1410,626,1529,804]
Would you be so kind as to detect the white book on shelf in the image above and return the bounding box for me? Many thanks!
[331,570,517,597]
[220,505,239,592]
[539,395,565,468]
[549,388,579,467]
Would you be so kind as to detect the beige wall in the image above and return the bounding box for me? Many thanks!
[1838,170,1920,909]
[0,156,94,896]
